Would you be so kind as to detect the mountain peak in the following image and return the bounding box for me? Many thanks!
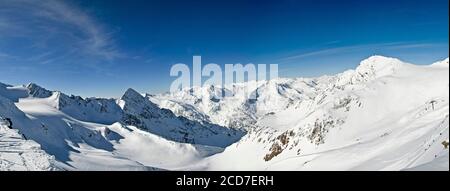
[0,82,11,87]
[364,55,396,61]
[120,88,156,110]
[26,82,40,89]
[26,83,53,98]
[122,88,143,100]
[359,55,404,67]
[334,56,407,86]
[355,55,405,78]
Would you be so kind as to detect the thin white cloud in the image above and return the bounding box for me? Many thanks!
[0,0,122,61]
[37,0,122,60]
[0,51,18,61]
[0,52,10,59]
[278,42,446,63]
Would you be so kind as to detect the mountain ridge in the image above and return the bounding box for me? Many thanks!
[1,55,448,170]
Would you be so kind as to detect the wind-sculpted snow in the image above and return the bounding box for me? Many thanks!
[0,82,241,170]
[0,55,448,171]
[3,83,244,148]
[119,88,244,147]
[0,118,58,171]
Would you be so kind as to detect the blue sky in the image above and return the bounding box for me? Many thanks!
[0,0,448,98]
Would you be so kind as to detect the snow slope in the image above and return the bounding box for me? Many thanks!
[164,56,449,171]
[4,95,222,170]
[119,88,243,147]
[1,85,229,170]
[405,151,449,171]
[0,117,57,171]
[1,55,448,171]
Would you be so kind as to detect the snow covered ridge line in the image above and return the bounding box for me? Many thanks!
[157,56,449,171]
[1,81,244,148]
[1,83,239,170]
[154,56,449,130]
[0,55,449,171]
[170,56,279,101]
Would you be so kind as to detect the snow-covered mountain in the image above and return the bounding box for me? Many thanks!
[154,56,450,171]
[119,88,243,146]
[0,55,448,171]
[8,83,244,147]
[0,83,239,170]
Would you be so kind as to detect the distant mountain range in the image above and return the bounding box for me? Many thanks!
[1,55,448,171]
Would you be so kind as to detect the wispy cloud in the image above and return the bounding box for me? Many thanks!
[271,41,449,77]
[277,42,447,63]
[0,0,123,62]
[0,51,17,61]
[26,51,54,62]
[0,52,10,58]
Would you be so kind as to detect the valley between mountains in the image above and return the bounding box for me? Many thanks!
[1,55,449,171]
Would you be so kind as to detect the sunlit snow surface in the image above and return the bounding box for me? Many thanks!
[0,124,57,171]
[1,56,449,171]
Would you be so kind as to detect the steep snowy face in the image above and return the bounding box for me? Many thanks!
[250,78,328,116]
[56,93,123,124]
[154,76,338,131]
[120,88,244,147]
[0,83,28,102]
[1,83,123,125]
[1,55,448,171]
[150,97,213,124]
[10,83,243,148]
[2,86,239,170]
[0,95,28,121]
[164,56,449,171]
[1,81,244,170]
[153,85,258,130]
[120,88,163,121]
[27,83,53,98]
